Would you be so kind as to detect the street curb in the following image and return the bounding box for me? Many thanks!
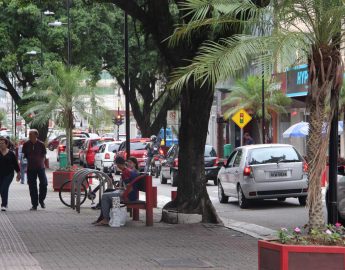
[220,217,277,240]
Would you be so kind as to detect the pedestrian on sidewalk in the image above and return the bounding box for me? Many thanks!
[22,129,48,210]
[18,139,28,184]
[243,132,255,145]
[0,136,21,211]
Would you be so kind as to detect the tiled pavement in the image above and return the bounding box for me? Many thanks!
[0,169,258,270]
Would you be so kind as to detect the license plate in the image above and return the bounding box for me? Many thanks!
[155,161,160,165]
[270,171,287,177]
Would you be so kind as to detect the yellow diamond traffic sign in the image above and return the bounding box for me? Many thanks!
[231,109,252,129]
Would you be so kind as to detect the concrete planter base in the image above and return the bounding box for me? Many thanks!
[162,209,202,224]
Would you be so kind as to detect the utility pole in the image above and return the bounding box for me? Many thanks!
[124,11,130,158]
[328,4,342,224]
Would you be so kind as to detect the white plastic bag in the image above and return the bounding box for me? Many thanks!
[109,197,127,227]
[109,208,122,227]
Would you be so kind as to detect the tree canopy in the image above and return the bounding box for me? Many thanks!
[0,0,175,139]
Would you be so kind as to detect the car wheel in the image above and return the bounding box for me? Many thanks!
[213,179,218,186]
[237,185,249,209]
[277,198,286,202]
[160,172,167,184]
[171,170,178,187]
[298,196,307,206]
[218,181,228,203]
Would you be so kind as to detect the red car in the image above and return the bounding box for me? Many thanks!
[79,137,114,168]
[116,138,151,171]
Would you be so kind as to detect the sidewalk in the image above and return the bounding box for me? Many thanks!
[0,169,258,270]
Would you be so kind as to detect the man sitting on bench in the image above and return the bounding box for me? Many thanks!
[93,156,139,226]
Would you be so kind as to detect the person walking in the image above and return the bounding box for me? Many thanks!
[22,129,48,210]
[18,139,28,184]
[0,136,20,211]
[243,132,255,145]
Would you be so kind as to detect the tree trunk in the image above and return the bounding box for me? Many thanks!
[163,83,221,223]
[306,46,342,229]
[306,100,327,229]
[65,110,74,166]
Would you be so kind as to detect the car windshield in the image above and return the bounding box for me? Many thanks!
[130,142,148,150]
[204,145,217,157]
[248,147,302,165]
[91,139,113,147]
[108,143,120,152]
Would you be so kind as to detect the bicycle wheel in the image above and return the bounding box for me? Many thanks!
[59,181,87,207]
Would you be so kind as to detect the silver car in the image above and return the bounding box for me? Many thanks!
[217,144,308,208]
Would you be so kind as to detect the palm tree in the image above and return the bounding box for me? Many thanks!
[170,0,344,229]
[23,62,95,166]
[223,75,291,141]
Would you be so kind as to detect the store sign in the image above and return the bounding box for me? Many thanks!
[286,65,309,97]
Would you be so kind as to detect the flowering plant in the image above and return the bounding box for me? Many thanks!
[277,223,345,246]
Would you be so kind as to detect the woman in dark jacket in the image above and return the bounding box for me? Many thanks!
[0,136,20,211]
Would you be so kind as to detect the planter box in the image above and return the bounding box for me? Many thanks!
[258,240,345,270]
[52,171,76,192]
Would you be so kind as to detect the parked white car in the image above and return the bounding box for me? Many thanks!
[217,144,308,208]
[94,141,121,172]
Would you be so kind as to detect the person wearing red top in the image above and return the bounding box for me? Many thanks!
[94,156,139,226]
[0,136,20,211]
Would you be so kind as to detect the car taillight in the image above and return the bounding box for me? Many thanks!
[173,158,178,167]
[214,157,219,166]
[143,152,147,158]
[105,153,110,159]
[243,166,251,176]
[303,161,308,172]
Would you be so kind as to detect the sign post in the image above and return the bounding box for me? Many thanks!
[231,109,252,146]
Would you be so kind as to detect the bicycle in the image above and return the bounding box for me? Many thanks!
[59,165,119,208]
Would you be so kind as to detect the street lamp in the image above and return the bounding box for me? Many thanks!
[47,0,71,67]
[43,10,54,16]
[26,50,39,56]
